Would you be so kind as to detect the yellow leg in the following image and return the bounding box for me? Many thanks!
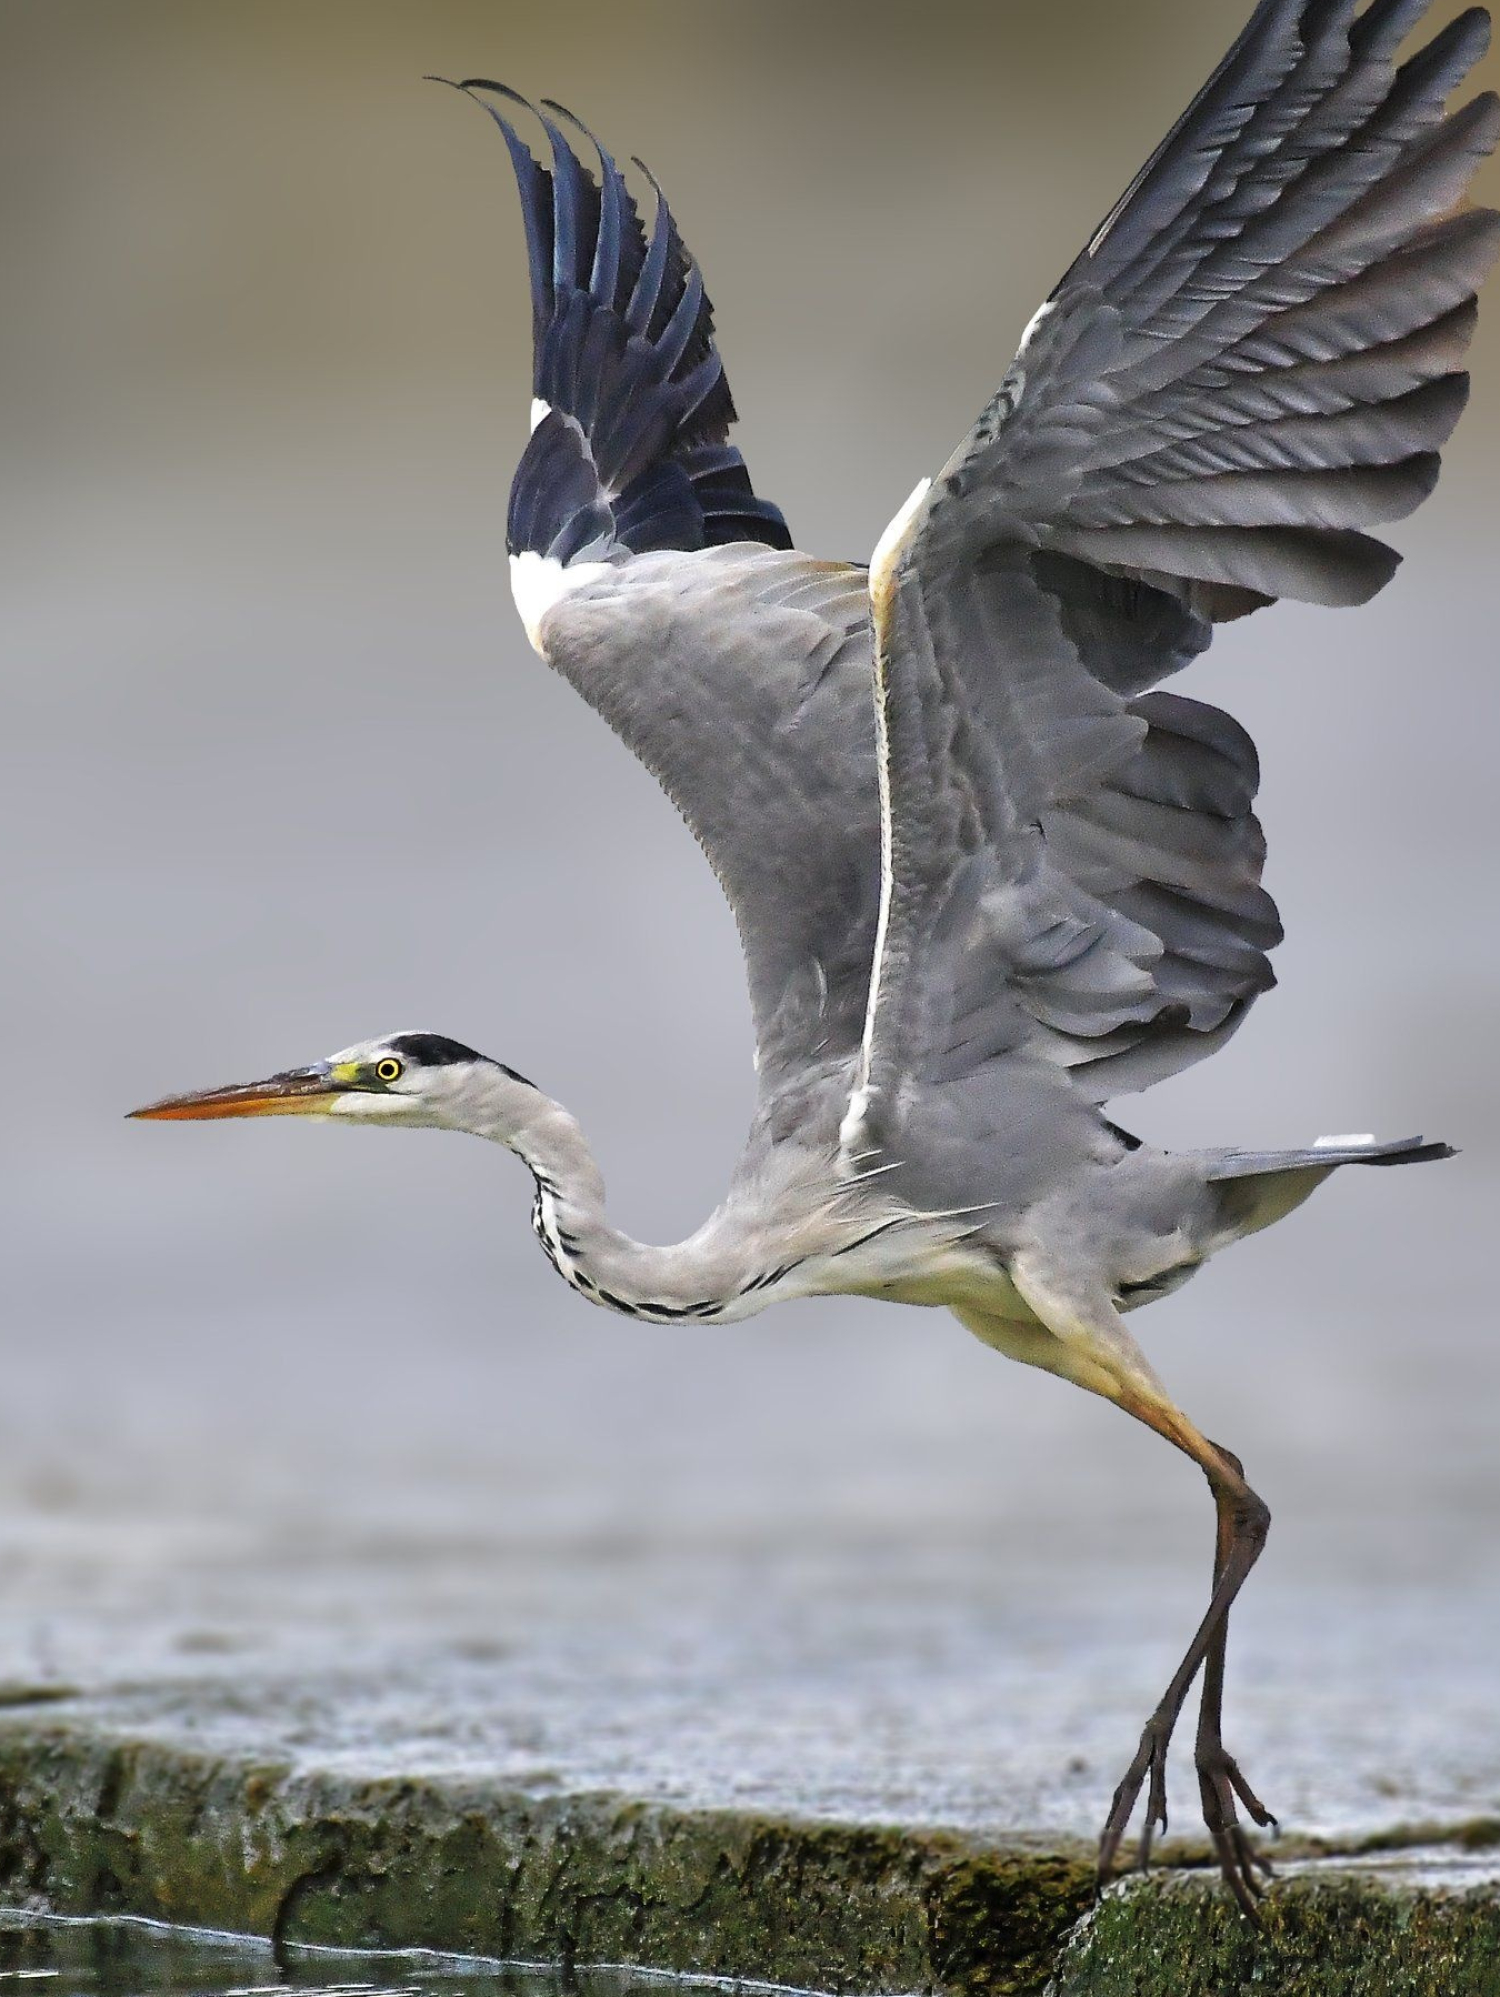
[955,1286,1275,1920]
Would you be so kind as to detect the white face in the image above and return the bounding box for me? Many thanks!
[322,1034,491,1128]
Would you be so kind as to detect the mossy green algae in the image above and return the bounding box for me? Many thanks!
[1051,1869,1500,1997]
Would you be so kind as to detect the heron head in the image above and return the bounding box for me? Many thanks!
[129,1031,534,1133]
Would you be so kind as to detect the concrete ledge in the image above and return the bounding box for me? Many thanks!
[0,1720,1095,1996]
[5,1717,1500,1995]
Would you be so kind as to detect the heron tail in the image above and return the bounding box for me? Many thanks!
[1206,1134,1456,1242]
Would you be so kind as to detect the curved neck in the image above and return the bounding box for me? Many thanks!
[463,1072,769,1324]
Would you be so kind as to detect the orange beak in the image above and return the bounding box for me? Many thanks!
[128,1065,345,1122]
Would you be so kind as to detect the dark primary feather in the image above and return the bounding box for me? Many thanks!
[454,81,791,562]
[859,0,1499,1135]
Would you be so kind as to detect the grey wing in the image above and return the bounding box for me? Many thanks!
[539,548,882,1082]
[850,0,1499,1156]
[458,86,883,1079]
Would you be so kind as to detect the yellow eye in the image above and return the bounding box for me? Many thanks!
[375,1057,403,1084]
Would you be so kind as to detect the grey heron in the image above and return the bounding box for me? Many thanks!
[132,0,1498,1918]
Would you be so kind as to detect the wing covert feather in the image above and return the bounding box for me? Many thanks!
[536,550,882,1080]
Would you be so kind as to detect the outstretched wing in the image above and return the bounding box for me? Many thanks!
[849,0,1499,1155]
[459,87,882,1078]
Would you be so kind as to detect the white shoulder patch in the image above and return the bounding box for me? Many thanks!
[529,397,552,434]
[1314,1132,1377,1150]
[1017,296,1056,356]
[508,552,611,657]
[869,478,932,607]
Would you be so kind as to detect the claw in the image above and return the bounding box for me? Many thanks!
[1145,1738,1169,1846]
[1221,1750,1278,1830]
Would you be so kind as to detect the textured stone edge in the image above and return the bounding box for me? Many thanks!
[1049,1867,1500,1997]
[5,1716,1500,1997]
[0,1718,1095,1996]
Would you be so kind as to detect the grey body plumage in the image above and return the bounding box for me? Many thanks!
[135,0,1496,1922]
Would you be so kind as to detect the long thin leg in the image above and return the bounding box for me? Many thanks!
[1195,1444,1277,1911]
[1097,1394,1273,1917]
[955,1293,1277,1919]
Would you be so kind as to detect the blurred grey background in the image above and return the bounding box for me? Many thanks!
[1,0,1497,1693]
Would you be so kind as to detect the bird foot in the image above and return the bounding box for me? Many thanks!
[1097,1711,1173,1886]
[1198,1737,1277,1923]
[1097,1716,1278,1923]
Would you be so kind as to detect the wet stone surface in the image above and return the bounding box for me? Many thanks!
[1,1508,1499,1848]
[0,1512,1498,1993]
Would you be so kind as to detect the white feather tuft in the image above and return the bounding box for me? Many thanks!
[838,1084,878,1169]
[508,552,610,656]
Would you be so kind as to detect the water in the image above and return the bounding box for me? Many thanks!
[0,1916,751,1997]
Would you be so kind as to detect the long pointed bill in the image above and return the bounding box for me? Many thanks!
[128,1065,347,1121]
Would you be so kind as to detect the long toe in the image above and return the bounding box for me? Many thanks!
[1136,1740,1170,1873]
[1198,1742,1276,1921]
[1212,1824,1272,1924]
[1098,1718,1172,1886]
